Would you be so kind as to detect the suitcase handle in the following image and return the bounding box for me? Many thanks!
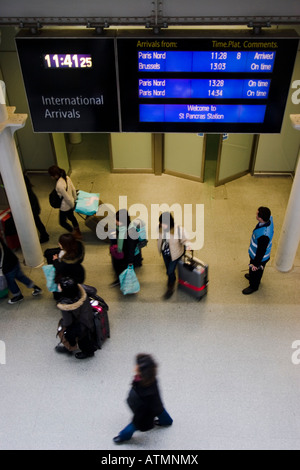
[183,248,197,270]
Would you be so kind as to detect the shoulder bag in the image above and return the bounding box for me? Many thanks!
[49,181,68,209]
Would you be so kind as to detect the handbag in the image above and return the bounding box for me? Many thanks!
[110,244,124,260]
[56,319,79,352]
[42,264,59,292]
[119,265,140,295]
[0,247,8,291]
[49,189,63,209]
[43,247,61,265]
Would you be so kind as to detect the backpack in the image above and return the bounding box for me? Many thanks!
[49,189,62,209]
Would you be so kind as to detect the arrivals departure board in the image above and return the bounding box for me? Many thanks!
[117,36,298,133]
[15,31,298,133]
[15,35,119,132]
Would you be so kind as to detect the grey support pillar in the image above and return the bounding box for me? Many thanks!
[275,150,300,272]
[0,81,43,268]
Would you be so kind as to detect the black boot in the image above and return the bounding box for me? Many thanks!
[75,351,94,359]
[164,282,175,300]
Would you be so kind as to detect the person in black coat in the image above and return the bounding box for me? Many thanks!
[24,174,49,243]
[55,277,96,359]
[113,354,173,444]
[0,236,42,304]
[109,209,142,287]
[52,233,85,285]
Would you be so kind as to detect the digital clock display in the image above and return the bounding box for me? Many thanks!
[15,36,119,132]
[43,54,92,68]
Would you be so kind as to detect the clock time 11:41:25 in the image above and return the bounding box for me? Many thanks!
[43,54,92,68]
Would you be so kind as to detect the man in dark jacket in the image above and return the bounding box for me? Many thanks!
[24,174,49,243]
[0,237,42,304]
[243,206,274,295]
[55,277,96,359]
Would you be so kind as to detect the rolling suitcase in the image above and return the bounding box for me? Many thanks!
[84,284,110,349]
[92,302,110,349]
[85,201,115,243]
[178,251,208,300]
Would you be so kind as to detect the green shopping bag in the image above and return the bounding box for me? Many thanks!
[119,265,140,295]
[42,265,59,292]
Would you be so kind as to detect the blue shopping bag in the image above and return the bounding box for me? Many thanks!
[75,190,100,216]
[119,265,140,295]
[42,265,58,292]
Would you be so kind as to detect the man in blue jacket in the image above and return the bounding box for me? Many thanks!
[243,206,274,295]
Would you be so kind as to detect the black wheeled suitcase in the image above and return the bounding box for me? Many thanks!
[83,284,110,349]
[93,302,110,349]
[178,251,208,300]
[85,202,115,243]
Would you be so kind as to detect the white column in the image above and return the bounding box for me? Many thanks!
[0,83,43,268]
[275,150,300,272]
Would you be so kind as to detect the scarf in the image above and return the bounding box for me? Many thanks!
[117,225,127,253]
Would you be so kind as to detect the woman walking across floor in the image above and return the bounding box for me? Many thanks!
[113,353,173,444]
[109,209,141,287]
[48,165,82,239]
[0,236,42,304]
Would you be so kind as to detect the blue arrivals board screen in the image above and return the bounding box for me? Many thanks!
[118,35,298,133]
[138,78,271,99]
[138,50,276,73]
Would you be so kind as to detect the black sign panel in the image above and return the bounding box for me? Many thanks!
[117,35,298,133]
[15,36,120,132]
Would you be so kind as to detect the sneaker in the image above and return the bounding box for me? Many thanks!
[8,294,24,304]
[32,286,42,296]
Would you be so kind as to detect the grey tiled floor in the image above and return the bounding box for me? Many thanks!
[0,134,300,450]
